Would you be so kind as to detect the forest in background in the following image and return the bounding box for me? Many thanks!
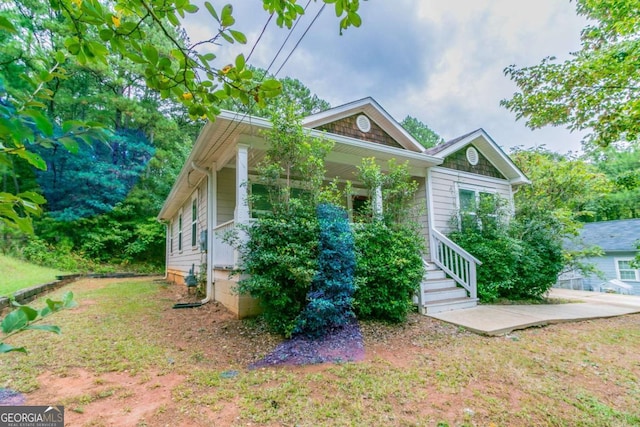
[1,0,638,274]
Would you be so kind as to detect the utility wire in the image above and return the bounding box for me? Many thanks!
[274,3,326,77]
[210,0,321,156]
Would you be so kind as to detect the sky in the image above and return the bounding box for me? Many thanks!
[185,0,588,154]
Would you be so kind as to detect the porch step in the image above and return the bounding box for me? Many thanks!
[420,297,479,315]
[419,260,477,314]
[423,287,468,302]
[422,277,456,290]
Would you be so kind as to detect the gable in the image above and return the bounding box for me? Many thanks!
[440,144,506,180]
[314,114,403,149]
[428,129,530,185]
[302,97,425,152]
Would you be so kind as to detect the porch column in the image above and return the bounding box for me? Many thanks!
[234,144,250,266]
[373,185,383,219]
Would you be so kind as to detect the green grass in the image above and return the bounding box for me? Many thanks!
[1,277,639,426]
[0,254,69,296]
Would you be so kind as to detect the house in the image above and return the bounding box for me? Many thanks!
[556,219,640,295]
[157,98,530,318]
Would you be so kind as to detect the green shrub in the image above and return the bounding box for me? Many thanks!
[21,237,88,272]
[449,202,564,302]
[295,203,356,337]
[237,208,319,337]
[353,222,424,323]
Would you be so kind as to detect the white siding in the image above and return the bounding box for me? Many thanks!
[429,167,513,233]
[167,178,208,275]
[217,167,236,225]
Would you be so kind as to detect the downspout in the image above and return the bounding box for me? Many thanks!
[163,222,168,279]
[191,161,214,304]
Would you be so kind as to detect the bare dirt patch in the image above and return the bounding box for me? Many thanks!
[27,369,184,426]
[4,277,639,426]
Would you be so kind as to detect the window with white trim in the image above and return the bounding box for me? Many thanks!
[457,187,498,230]
[170,221,174,254]
[191,198,198,248]
[178,213,183,252]
[617,259,639,281]
[249,182,311,218]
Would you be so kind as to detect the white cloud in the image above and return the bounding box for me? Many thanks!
[183,0,588,153]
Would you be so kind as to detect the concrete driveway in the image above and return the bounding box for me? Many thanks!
[428,288,640,336]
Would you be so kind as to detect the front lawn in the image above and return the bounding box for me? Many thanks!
[1,277,638,426]
[0,255,69,297]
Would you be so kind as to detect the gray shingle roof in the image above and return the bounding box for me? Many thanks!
[578,219,640,252]
[424,129,482,155]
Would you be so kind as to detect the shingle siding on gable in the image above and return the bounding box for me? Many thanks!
[315,114,403,149]
[440,145,505,179]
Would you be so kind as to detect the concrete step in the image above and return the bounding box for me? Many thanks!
[421,278,457,290]
[421,297,478,315]
[423,287,468,302]
[425,271,447,281]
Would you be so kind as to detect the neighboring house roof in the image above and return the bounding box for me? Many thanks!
[575,219,640,252]
[427,128,531,185]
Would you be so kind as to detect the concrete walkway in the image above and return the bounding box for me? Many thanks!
[428,288,640,336]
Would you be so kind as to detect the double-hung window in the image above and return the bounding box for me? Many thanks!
[178,213,183,252]
[617,259,639,281]
[458,187,498,230]
[191,198,198,248]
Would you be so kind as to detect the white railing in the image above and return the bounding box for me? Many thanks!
[430,228,481,300]
[213,220,236,269]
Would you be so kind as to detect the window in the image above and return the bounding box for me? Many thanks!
[170,221,174,253]
[250,183,311,217]
[617,259,639,281]
[191,198,198,247]
[178,214,183,252]
[458,187,498,230]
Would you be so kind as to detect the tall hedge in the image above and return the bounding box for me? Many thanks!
[354,222,424,323]
[295,203,356,337]
[237,208,319,337]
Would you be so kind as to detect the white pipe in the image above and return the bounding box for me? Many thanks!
[191,161,214,304]
[156,219,169,280]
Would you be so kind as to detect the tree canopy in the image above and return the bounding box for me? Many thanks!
[0,0,365,233]
[400,115,443,149]
[501,0,640,148]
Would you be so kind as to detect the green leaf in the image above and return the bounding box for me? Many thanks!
[166,11,180,26]
[24,325,61,334]
[55,50,66,64]
[20,191,46,205]
[229,30,247,44]
[62,292,77,309]
[142,44,159,65]
[205,1,219,21]
[0,343,27,354]
[235,53,245,71]
[22,109,54,137]
[260,79,282,91]
[183,3,199,13]
[99,28,114,41]
[58,137,80,154]
[15,149,47,171]
[220,4,235,27]
[1,309,28,334]
[19,306,38,322]
[0,16,16,33]
[348,11,361,27]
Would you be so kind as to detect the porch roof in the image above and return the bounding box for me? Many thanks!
[158,110,443,221]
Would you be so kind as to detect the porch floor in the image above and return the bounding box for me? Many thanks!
[428,288,640,336]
